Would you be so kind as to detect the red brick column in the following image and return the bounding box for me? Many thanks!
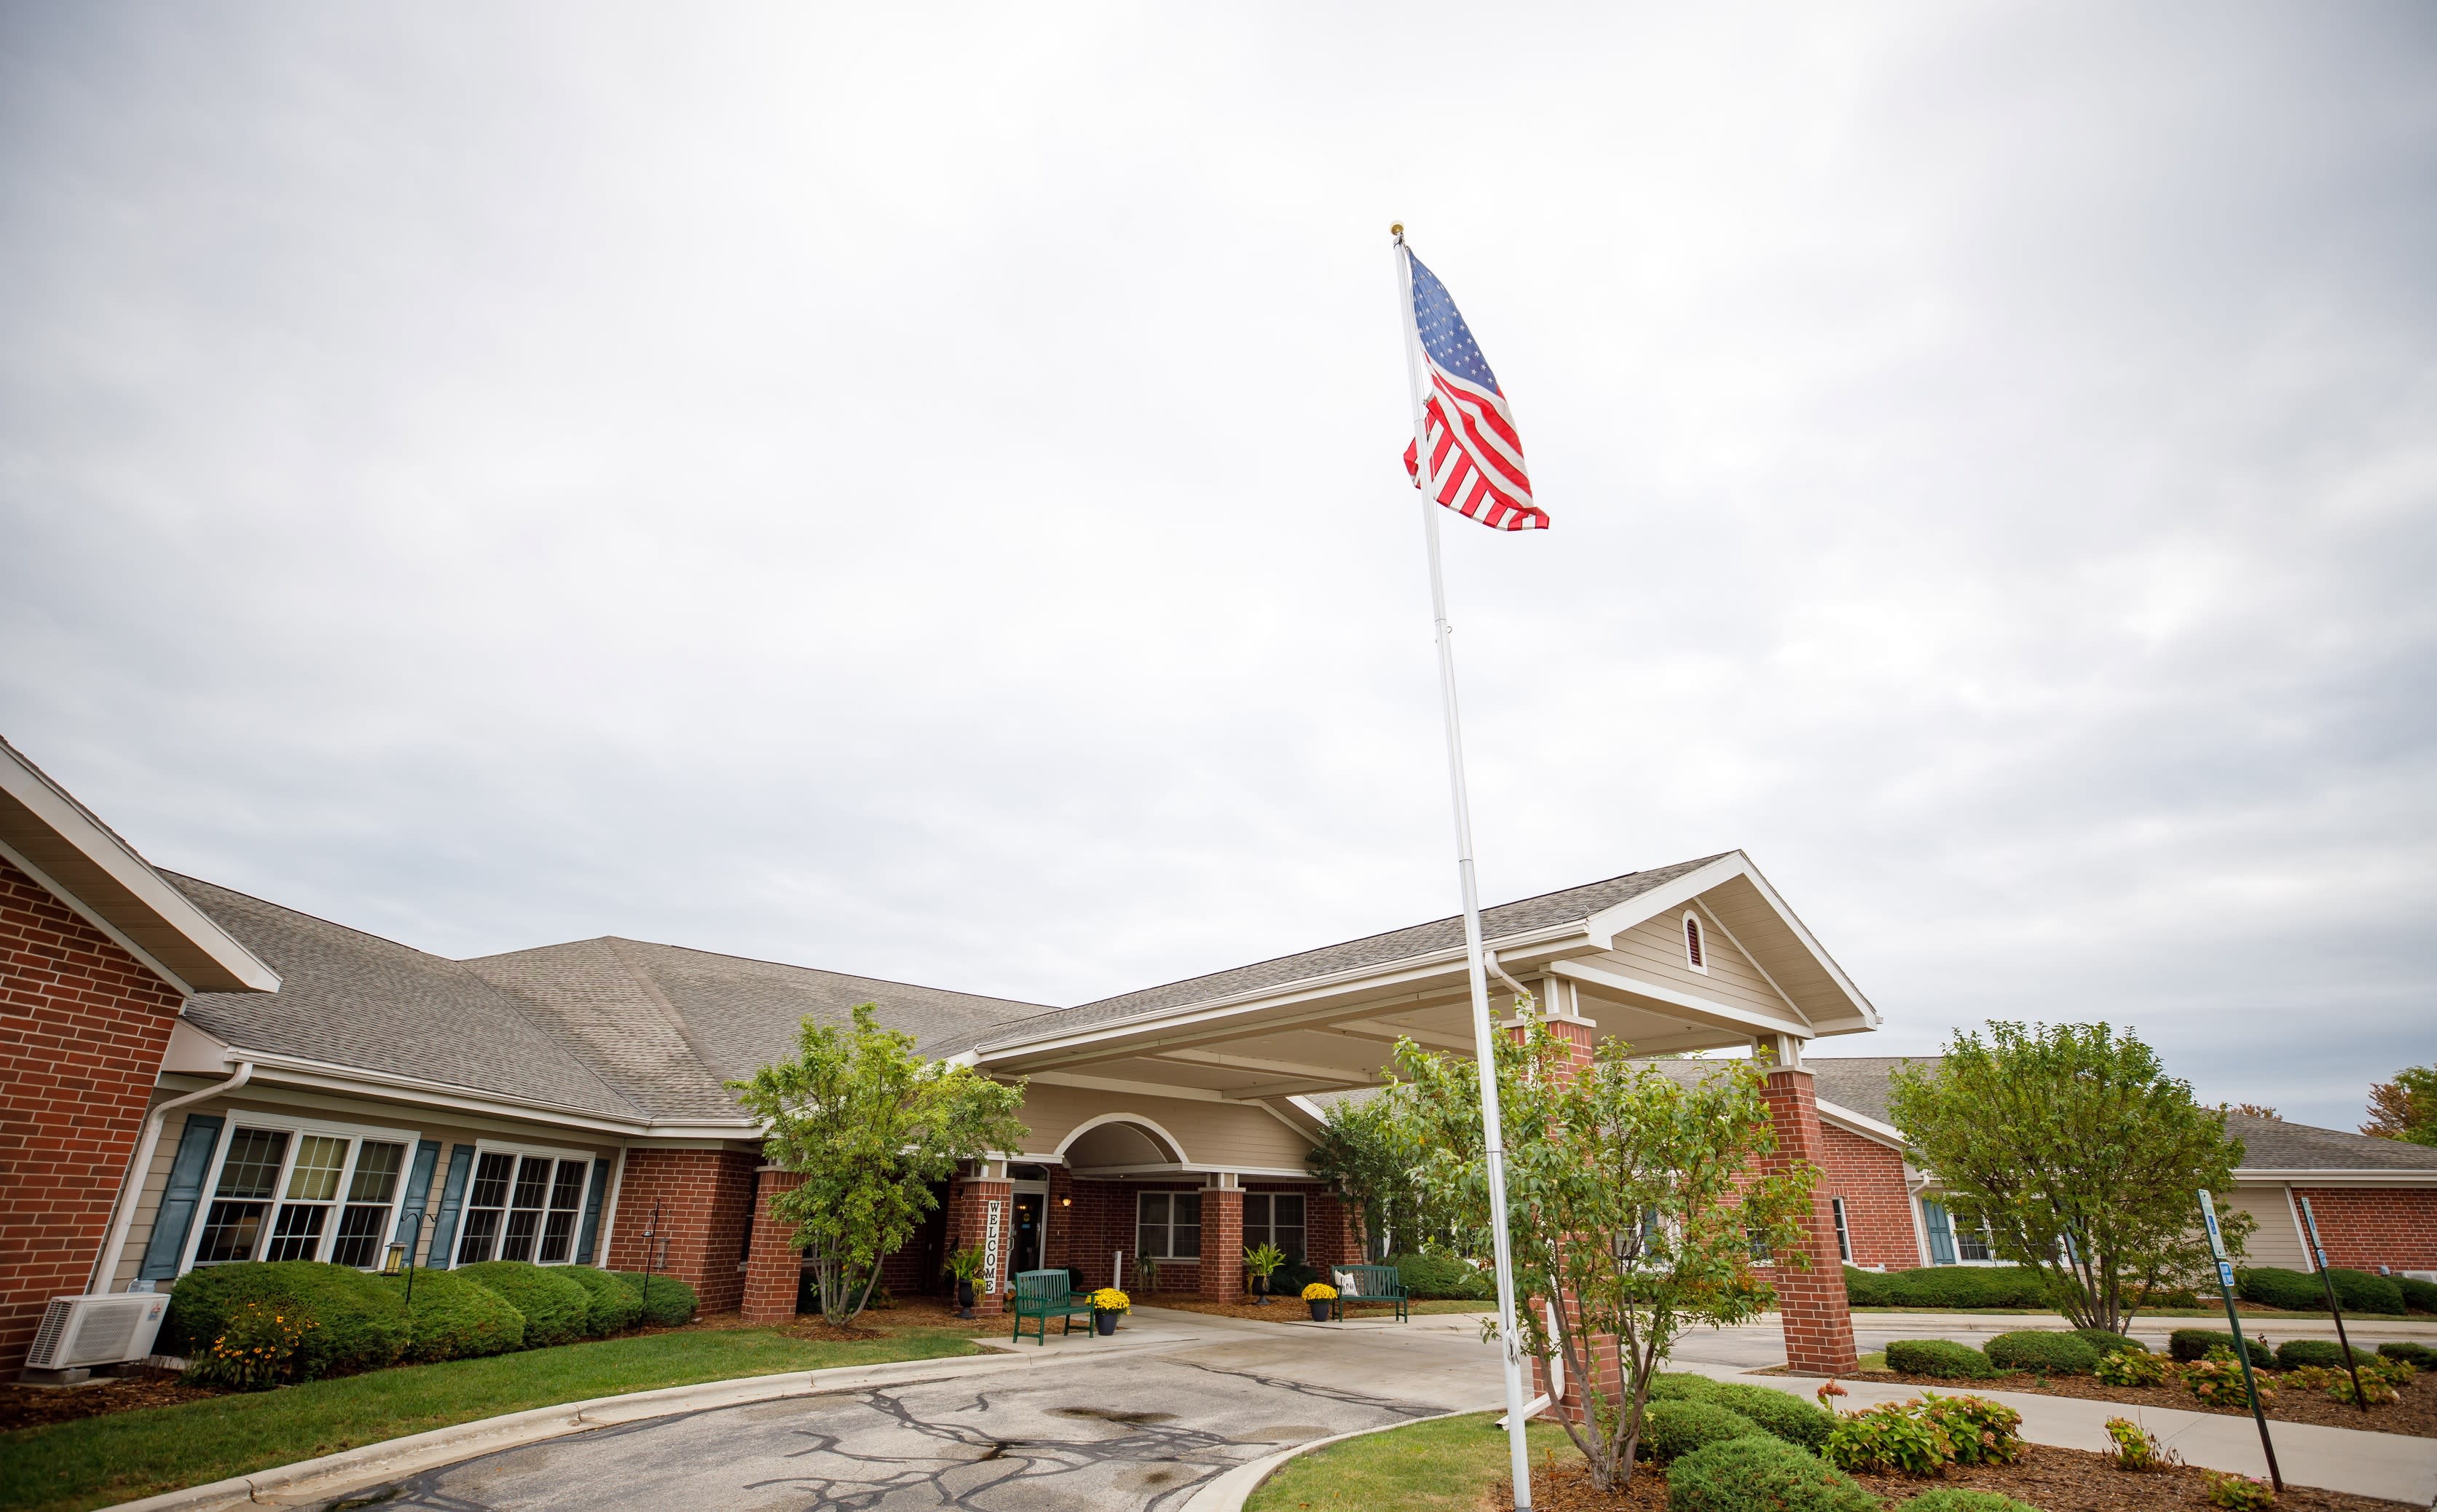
[1309,1188,1362,1267]
[948,1176,1015,1318]
[740,1167,804,1323]
[0,858,187,1371]
[1199,1185,1243,1300]
[1760,1065,1860,1373]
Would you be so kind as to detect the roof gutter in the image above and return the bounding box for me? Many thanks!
[90,1060,253,1294]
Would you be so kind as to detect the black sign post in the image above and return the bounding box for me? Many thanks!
[2296,1195,2371,1413]
[2199,1189,2281,1493]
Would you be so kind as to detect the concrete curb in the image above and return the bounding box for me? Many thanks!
[1178,1402,1501,1512]
[100,1338,1181,1512]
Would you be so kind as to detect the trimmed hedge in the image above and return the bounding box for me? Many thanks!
[2170,1328,2272,1367]
[160,1261,405,1379]
[1641,1398,1764,1463]
[454,1261,593,1347]
[1984,1329,2101,1375]
[375,1267,526,1361]
[556,1264,644,1336]
[2379,1341,2436,1369]
[2400,1276,2437,1314]
[1393,1252,1492,1300]
[1884,1339,1993,1379]
[2275,1338,2377,1371]
[1645,1371,1720,1403]
[2073,1328,2146,1355]
[618,1271,701,1326]
[1898,1492,2040,1512]
[2326,1268,2408,1315]
[2237,1267,2323,1312]
[1841,1265,2048,1310]
[1698,1382,1835,1450]
[1666,1436,1879,1512]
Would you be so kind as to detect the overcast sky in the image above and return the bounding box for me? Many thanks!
[4,3,2430,1130]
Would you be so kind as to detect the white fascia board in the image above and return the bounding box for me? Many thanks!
[1023,1071,1228,1103]
[2233,1168,2437,1187]
[1066,1161,1320,1181]
[0,753,280,994]
[1583,851,1878,1031]
[1816,1098,1909,1149]
[218,1048,724,1137]
[162,1016,235,1075]
[1548,958,1809,1040]
[1727,854,1880,1030]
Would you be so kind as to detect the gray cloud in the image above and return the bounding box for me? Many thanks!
[4,1,2431,1128]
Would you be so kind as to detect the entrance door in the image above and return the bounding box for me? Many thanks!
[1012,1192,1044,1275]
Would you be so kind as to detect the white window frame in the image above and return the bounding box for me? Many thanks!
[1830,1196,1852,1263]
[181,1111,421,1274]
[1135,1190,1203,1260]
[1682,912,1709,974]
[1242,1192,1307,1261]
[1920,1196,2010,1267]
[452,1139,599,1268]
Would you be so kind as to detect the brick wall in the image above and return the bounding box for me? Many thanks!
[1198,1186,1243,1300]
[739,1167,805,1323]
[0,857,187,1370]
[602,1147,760,1313]
[2289,1186,2437,1272]
[1816,1122,1920,1270]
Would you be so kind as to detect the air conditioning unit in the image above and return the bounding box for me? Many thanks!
[25,1294,170,1374]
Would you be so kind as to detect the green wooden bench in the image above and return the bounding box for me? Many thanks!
[1326,1263,1409,1322]
[1011,1267,1097,1344]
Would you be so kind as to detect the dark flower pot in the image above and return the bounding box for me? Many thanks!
[1095,1311,1119,1335]
[1308,1299,1332,1322]
[1252,1275,1270,1306]
[956,1280,976,1319]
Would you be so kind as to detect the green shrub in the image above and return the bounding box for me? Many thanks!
[2095,1348,2174,1387]
[555,1265,643,1336]
[1645,1371,1721,1402]
[1640,1398,1765,1464]
[1899,1492,2040,1512]
[1392,1252,1491,1300]
[1984,1328,2101,1375]
[1884,1339,1993,1379]
[616,1271,701,1326]
[2169,1328,2271,1366]
[2399,1277,2437,1314]
[1843,1267,1894,1307]
[1914,1393,2023,1466]
[2074,1327,2146,1355]
[2325,1267,2406,1315]
[1854,1266,2049,1310]
[2185,1349,2275,1409]
[372,1268,525,1361]
[2202,1470,2276,1510]
[180,1300,317,1390]
[454,1261,593,1347]
[160,1261,406,1379]
[1698,1382,1836,1450]
[2236,1266,2323,1311]
[1668,1435,1878,1512]
[2103,1414,2170,1471]
[1824,1399,1954,1476]
[2379,1340,2437,1369]
[2275,1337,2374,1370]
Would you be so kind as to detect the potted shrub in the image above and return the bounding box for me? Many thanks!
[944,1245,985,1320]
[1091,1287,1129,1335]
[1244,1243,1286,1305]
[1302,1280,1337,1322]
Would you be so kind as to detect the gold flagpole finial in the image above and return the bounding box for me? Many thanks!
[1390,221,1404,240]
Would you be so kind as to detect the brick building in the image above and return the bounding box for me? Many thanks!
[2,737,1888,1374]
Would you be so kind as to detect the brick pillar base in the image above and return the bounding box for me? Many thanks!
[1761,1064,1860,1373]
[741,1167,805,1323]
[1200,1185,1243,1300]
[950,1176,1015,1318]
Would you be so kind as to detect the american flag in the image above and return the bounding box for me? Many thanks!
[1402,251,1546,531]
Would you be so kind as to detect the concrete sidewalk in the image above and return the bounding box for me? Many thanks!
[1680,1364,2437,1507]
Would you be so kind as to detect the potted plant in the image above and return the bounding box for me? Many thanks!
[1302,1280,1337,1323]
[944,1245,985,1319]
[1090,1286,1130,1335]
[1244,1243,1286,1305]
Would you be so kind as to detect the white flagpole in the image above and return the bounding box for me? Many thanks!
[1392,224,1536,1512]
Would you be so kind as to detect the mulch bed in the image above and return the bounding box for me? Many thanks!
[1486,1442,2417,1511]
[1819,1366,2437,1439]
[0,1370,214,1433]
[1148,1296,1433,1325]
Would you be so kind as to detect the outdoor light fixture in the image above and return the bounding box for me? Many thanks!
[382,1241,407,1275]
[1060,1197,1071,1208]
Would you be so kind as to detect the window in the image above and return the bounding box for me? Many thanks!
[1683,913,1706,972]
[454,1146,594,1266]
[1830,1197,1852,1263]
[1957,1221,1994,1264]
[1921,1198,1998,1265]
[1136,1192,1202,1259]
[186,1119,416,1270]
[1243,1193,1305,1261]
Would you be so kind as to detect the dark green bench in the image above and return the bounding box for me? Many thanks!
[1327,1263,1409,1322]
[1011,1267,1096,1344]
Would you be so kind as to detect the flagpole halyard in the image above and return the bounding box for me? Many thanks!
[1393,225,1538,1512]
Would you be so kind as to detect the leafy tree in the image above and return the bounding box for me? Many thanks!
[2225,1103,2279,1120]
[1398,1026,1814,1492]
[1888,1023,2250,1334]
[2362,1066,2437,1146]
[731,1004,1027,1325]
[1305,1089,1418,1260]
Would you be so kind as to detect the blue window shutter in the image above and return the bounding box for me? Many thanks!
[426,1146,475,1269]
[138,1114,225,1282]
[575,1159,613,1265]
[1921,1199,1958,1266]
[395,1140,441,1256]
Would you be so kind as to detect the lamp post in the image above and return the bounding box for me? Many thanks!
[382,1207,427,1312]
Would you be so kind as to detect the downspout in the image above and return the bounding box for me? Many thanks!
[1481,950,1537,1013]
[90,1060,253,1294]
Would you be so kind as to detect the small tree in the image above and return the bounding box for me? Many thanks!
[1888,1022,2249,1334]
[1306,1089,1417,1259]
[1398,1027,1814,1492]
[2362,1066,2437,1146]
[731,1004,1027,1326]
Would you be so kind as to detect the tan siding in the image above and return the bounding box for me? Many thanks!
[1598,913,1802,1023]
[1013,1083,1313,1173]
[2221,1183,2307,1271]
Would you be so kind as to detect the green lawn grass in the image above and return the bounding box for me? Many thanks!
[1247,1411,1574,1512]
[0,1325,981,1512]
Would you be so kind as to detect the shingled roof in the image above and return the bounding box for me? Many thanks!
[939,855,1730,1057]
